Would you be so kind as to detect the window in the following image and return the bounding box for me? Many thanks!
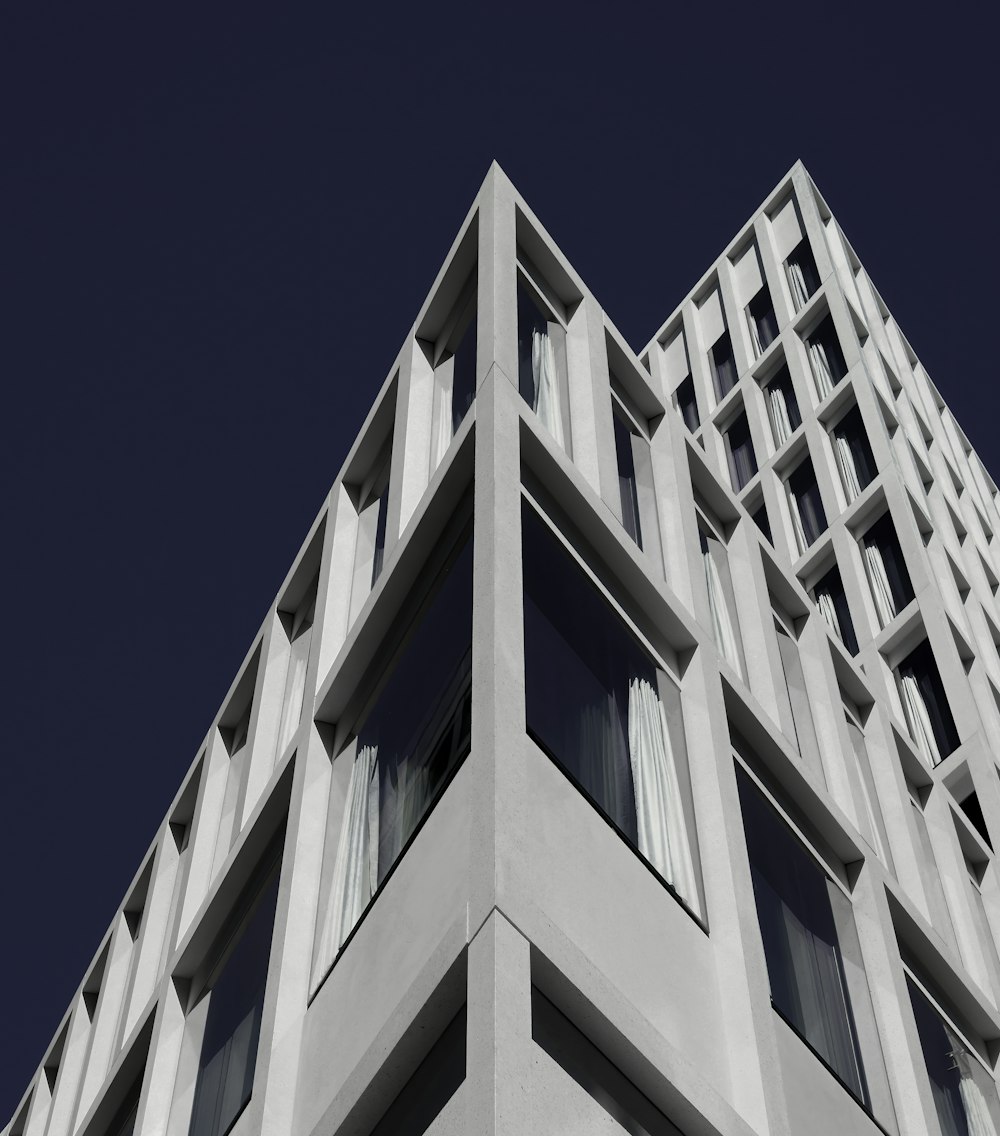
[787,458,828,554]
[861,514,913,628]
[832,406,876,504]
[736,766,868,1104]
[518,279,569,451]
[709,329,738,402]
[785,238,820,312]
[806,315,848,401]
[763,364,801,449]
[897,639,960,765]
[752,502,773,545]
[907,975,1000,1136]
[773,606,821,769]
[315,536,473,970]
[532,988,684,1135]
[188,856,281,1136]
[746,287,778,358]
[674,376,699,433]
[724,410,757,492]
[813,565,858,655]
[429,282,478,468]
[275,574,317,760]
[699,525,744,677]
[522,504,701,917]
[612,402,645,549]
[843,709,890,864]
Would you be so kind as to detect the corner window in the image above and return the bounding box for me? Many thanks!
[736,766,868,1104]
[522,504,702,918]
[188,856,281,1136]
[315,535,473,971]
[517,279,570,452]
[785,238,820,312]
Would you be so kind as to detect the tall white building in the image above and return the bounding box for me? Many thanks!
[8,161,1000,1136]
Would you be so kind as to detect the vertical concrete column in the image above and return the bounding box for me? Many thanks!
[133,981,183,1136]
[572,295,617,506]
[465,911,533,1136]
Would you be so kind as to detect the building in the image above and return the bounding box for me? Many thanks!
[7,160,1000,1136]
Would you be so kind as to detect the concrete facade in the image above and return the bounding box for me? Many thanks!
[7,161,1000,1136]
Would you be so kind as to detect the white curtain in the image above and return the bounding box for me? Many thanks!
[768,384,794,448]
[816,590,843,643]
[532,329,565,449]
[704,546,742,675]
[431,375,454,470]
[835,433,863,503]
[864,541,896,627]
[627,677,699,913]
[787,260,810,312]
[276,643,309,759]
[315,744,379,975]
[901,674,942,767]
[951,1035,998,1136]
[746,310,764,359]
[809,340,835,401]
[787,485,808,556]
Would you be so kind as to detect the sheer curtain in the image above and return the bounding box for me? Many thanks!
[788,487,808,555]
[704,544,742,674]
[768,384,794,448]
[949,1035,998,1136]
[787,261,810,312]
[315,744,379,975]
[809,340,835,401]
[747,310,764,359]
[627,677,698,913]
[816,590,843,642]
[532,329,565,448]
[835,433,863,503]
[901,675,942,767]
[432,376,454,470]
[864,541,897,627]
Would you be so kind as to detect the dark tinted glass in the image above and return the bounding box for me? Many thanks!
[789,460,828,545]
[834,406,876,491]
[809,315,848,384]
[613,409,643,548]
[749,288,779,352]
[813,565,859,655]
[450,313,477,433]
[710,331,738,400]
[863,515,914,612]
[675,376,699,432]
[725,411,757,492]
[898,639,960,760]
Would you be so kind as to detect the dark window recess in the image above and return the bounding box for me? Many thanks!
[786,238,820,309]
[898,640,960,762]
[361,539,473,889]
[736,767,868,1104]
[450,312,477,433]
[107,1080,142,1136]
[832,406,877,497]
[675,376,699,433]
[532,989,684,1136]
[748,288,779,355]
[764,364,801,447]
[907,977,993,1136]
[709,330,738,401]
[724,411,758,492]
[863,515,914,614]
[613,408,643,549]
[752,503,773,545]
[813,565,859,655]
[371,483,390,586]
[188,863,282,1136]
[807,315,849,386]
[370,1008,466,1136]
[958,790,992,850]
[788,459,828,548]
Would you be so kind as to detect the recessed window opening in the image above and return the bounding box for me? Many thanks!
[832,405,877,505]
[368,1007,466,1136]
[772,604,821,770]
[105,1075,143,1136]
[736,764,869,1106]
[906,974,999,1136]
[861,514,913,629]
[428,274,478,469]
[709,328,738,402]
[787,457,828,554]
[187,851,282,1136]
[763,364,801,449]
[896,639,960,767]
[699,521,744,678]
[958,790,992,850]
[522,503,703,919]
[315,534,473,973]
[674,375,699,433]
[843,707,891,865]
[517,275,570,453]
[612,397,645,550]
[806,314,848,401]
[747,287,779,358]
[752,501,773,545]
[813,564,859,655]
[723,409,757,492]
[531,987,684,1135]
[274,572,318,761]
[785,237,820,312]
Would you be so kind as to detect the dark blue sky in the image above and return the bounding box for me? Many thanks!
[1,0,996,1118]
